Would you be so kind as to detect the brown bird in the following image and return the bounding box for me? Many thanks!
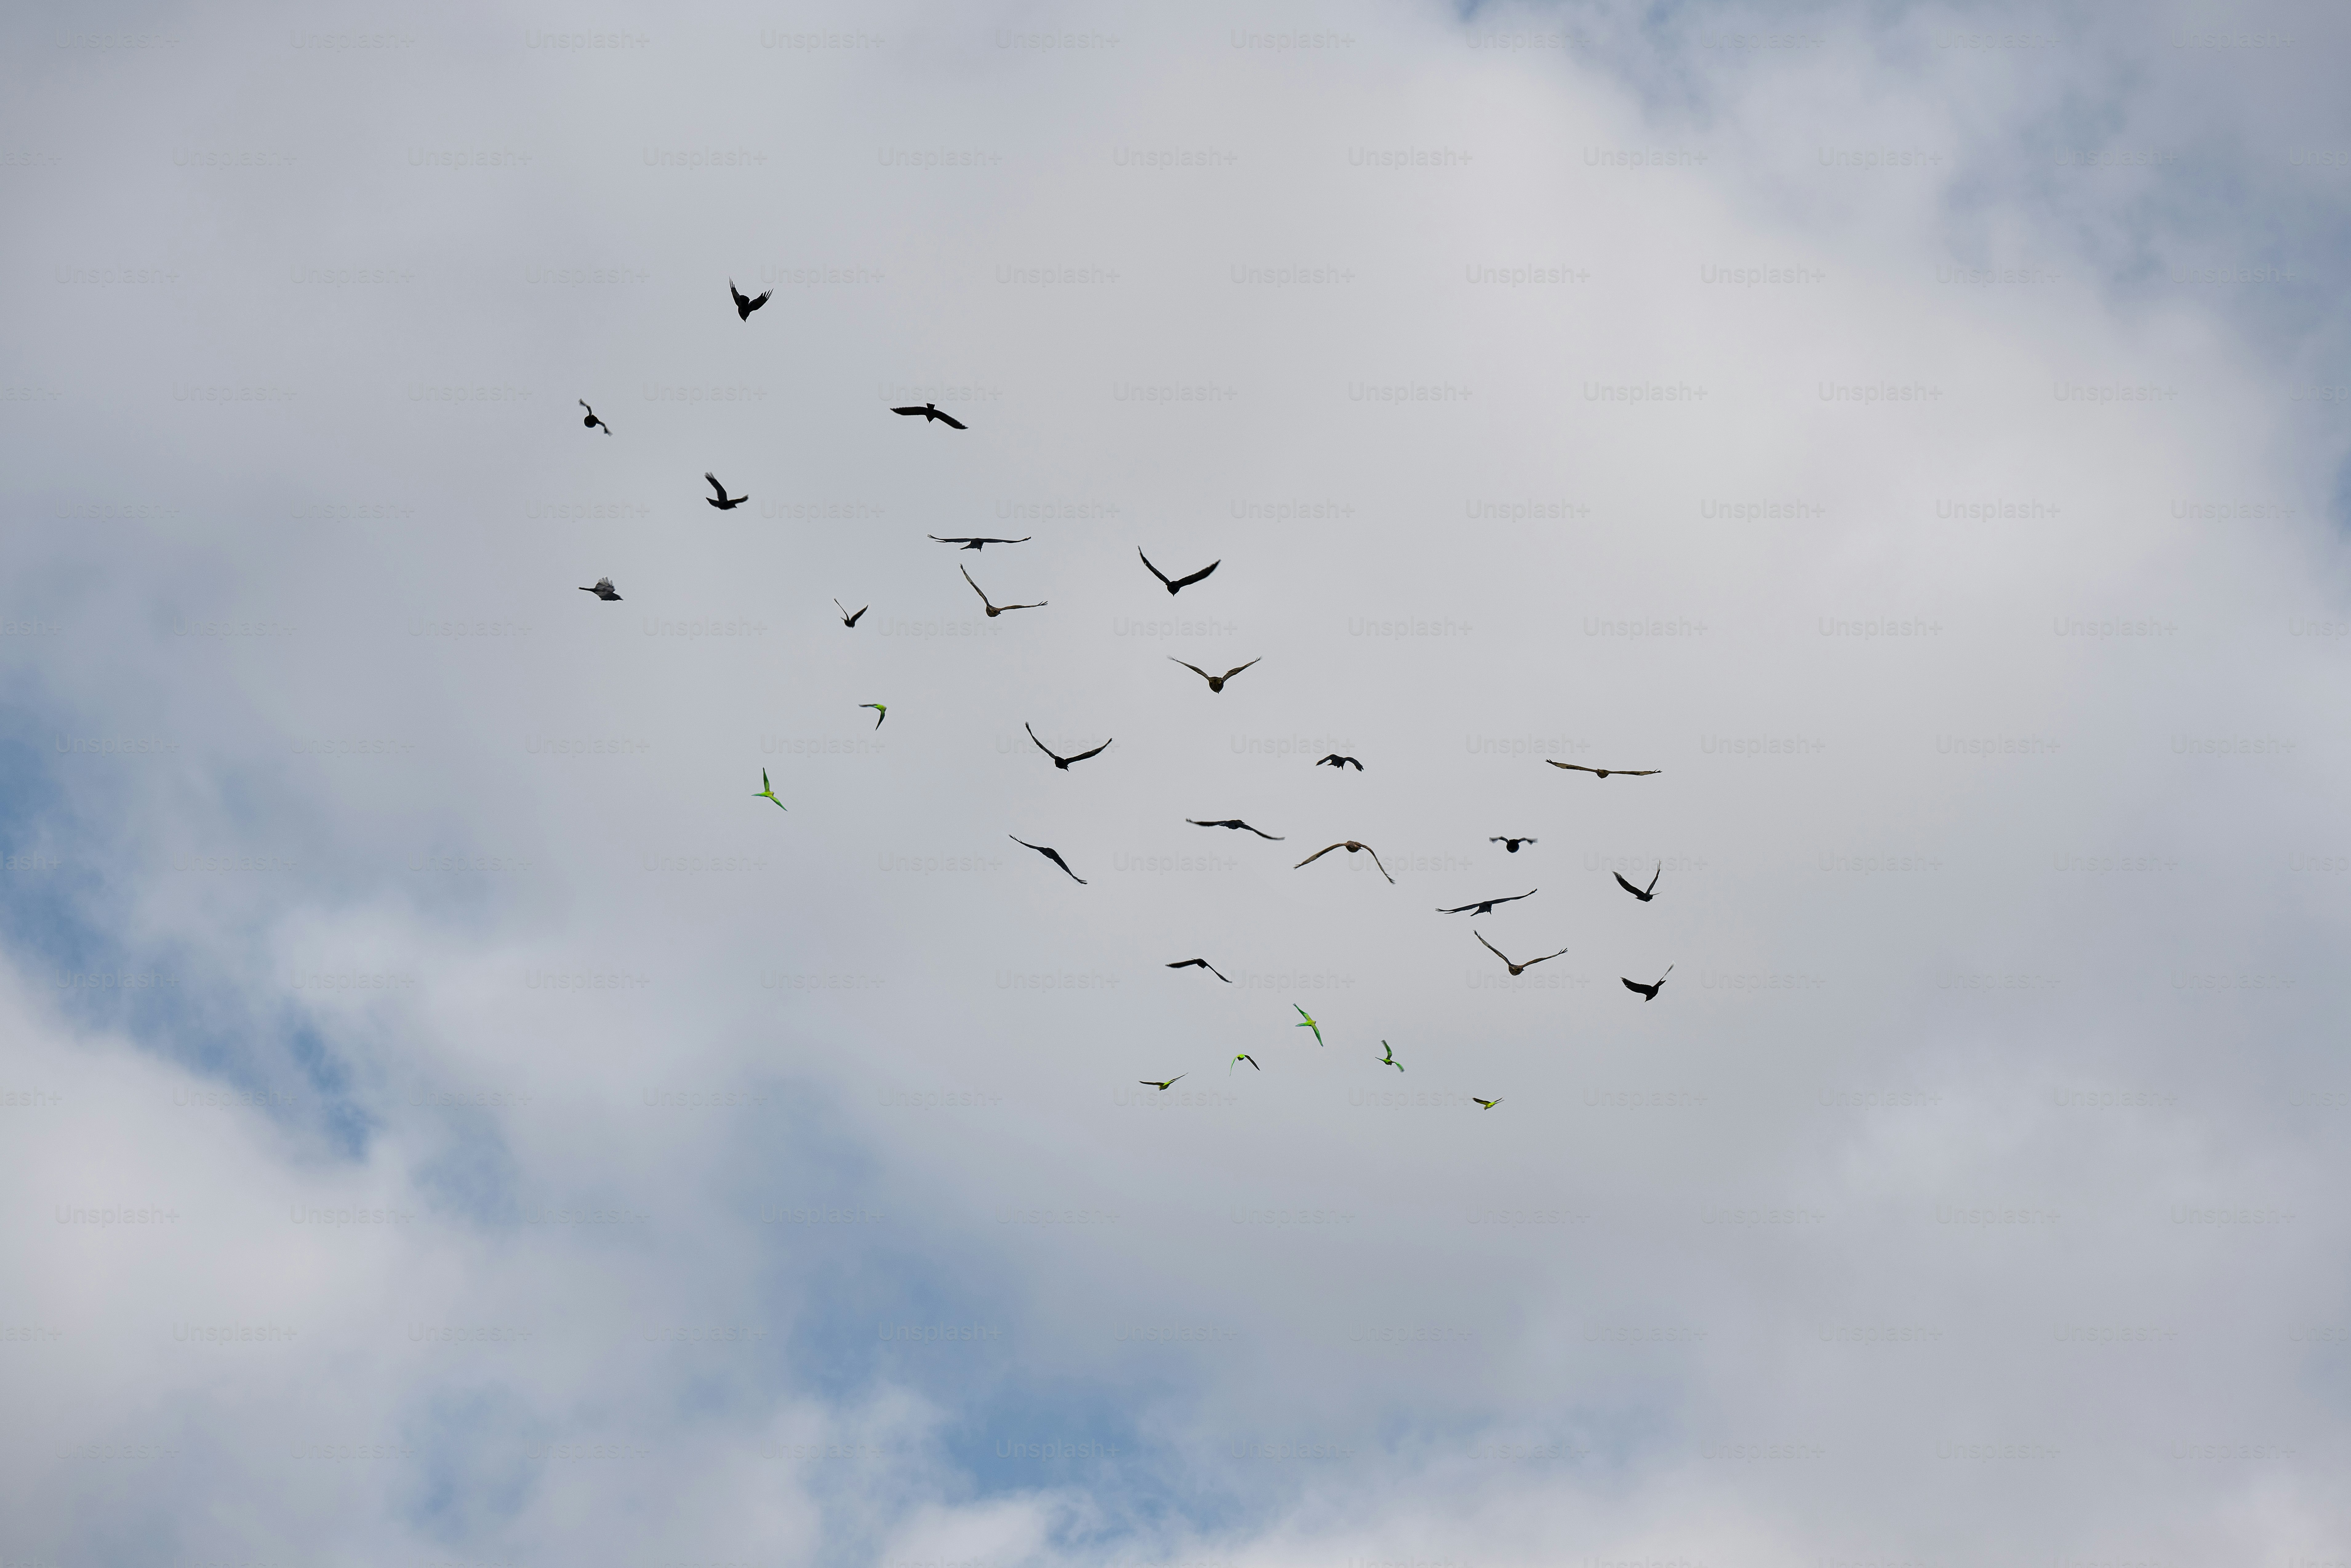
[1138,549,1219,595]
[1548,761,1660,778]
[1009,835,1086,884]
[1166,959,1231,982]
[1614,864,1661,902]
[1027,723,1111,770]
[963,564,1045,618]
[1188,819,1283,840]
[1295,841,1393,884]
[1169,657,1259,693]
[1473,930,1568,976]
[1622,966,1674,1001]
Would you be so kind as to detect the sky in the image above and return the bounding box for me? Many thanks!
[3,0,2349,1563]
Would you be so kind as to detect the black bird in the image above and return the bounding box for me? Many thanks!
[1138,549,1219,595]
[961,565,1045,618]
[1474,930,1569,976]
[1438,890,1536,916]
[1316,754,1363,771]
[1614,864,1661,902]
[1295,841,1393,884]
[705,473,747,510]
[834,599,868,628]
[1188,819,1283,840]
[579,577,621,601]
[1139,1076,1186,1091]
[931,535,1030,551]
[1166,958,1232,983]
[1491,837,1536,854]
[1009,835,1086,884]
[1027,722,1111,771]
[1622,965,1675,1001]
[1170,657,1260,693]
[729,279,771,320]
[1549,761,1660,778]
[892,402,968,429]
[579,400,611,435]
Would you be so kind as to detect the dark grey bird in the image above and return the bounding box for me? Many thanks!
[705,473,747,510]
[1295,841,1393,884]
[931,535,1030,550]
[834,599,868,628]
[1188,819,1283,840]
[1139,549,1219,595]
[1170,657,1259,693]
[1316,754,1363,771]
[892,402,968,428]
[1009,835,1086,884]
[1549,761,1660,778]
[962,565,1045,617]
[1438,890,1536,916]
[729,279,771,320]
[1622,965,1675,1001]
[1027,722,1111,771]
[1491,837,1536,854]
[1474,931,1569,976]
[579,577,621,601]
[579,400,611,435]
[1166,958,1231,983]
[1614,864,1661,902]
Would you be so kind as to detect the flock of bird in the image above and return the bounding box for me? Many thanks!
[575,281,1678,1109]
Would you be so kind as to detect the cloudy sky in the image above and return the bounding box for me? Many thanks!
[4,0,2349,1562]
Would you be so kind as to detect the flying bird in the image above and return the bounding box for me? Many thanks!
[1473,930,1569,977]
[1187,819,1283,840]
[729,279,771,320]
[930,535,1029,550]
[1230,1053,1260,1074]
[962,565,1044,618]
[1138,549,1220,595]
[1027,722,1111,770]
[1622,965,1675,1001]
[1295,841,1393,884]
[860,703,887,730]
[1614,864,1662,902]
[1009,835,1086,884]
[834,599,867,628]
[1378,1041,1402,1073]
[1293,1004,1323,1046]
[1548,761,1660,778]
[753,769,785,810]
[892,402,968,428]
[1169,657,1259,693]
[1139,1076,1186,1091]
[705,473,747,510]
[1491,837,1536,854]
[578,400,611,435]
[579,577,621,601]
[1315,754,1363,771]
[1473,1097,1503,1110]
[1166,959,1231,983]
[1438,890,1537,916]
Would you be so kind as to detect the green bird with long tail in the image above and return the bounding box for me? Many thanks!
[1293,1004,1322,1046]
[754,769,785,810]
[1378,1040,1402,1072]
[859,702,887,729]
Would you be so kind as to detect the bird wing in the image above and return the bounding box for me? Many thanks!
[1171,559,1220,589]
[1316,755,1339,766]
[1204,963,1230,982]
[1220,658,1262,681]
[1065,740,1111,763]
[1241,823,1283,840]
[594,578,614,591]
[960,564,989,604]
[579,400,591,412]
[705,473,726,499]
[1169,658,1212,682]
[1363,846,1394,883]
[1474,930,1512,966]
[1137,549,1173,588]
[848,607,866,625]
[1000,601,1046,611]
[1617,769,1661,776]
[935,410,967,428]
[1549,761,1596,773]
[729,280,747,309]
[749,288,772,310]
[1025,722,1060,762]
[1008,836,1085,884]
[1614,872,1642,897]
[1621,977,1650,995]
[1294,844,1340,868]
[892,406,927,416]
[1523,947,1569,968]
[1645,866,1660,894]
[1437,902,1472,914]
[929,535,969,544]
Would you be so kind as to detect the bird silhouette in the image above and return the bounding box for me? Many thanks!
[753,769,785,810]
[1549,761,1660,778]
[729,279,771,320]
[892,402,967,428]
[1138,549,1220,595]
[1166,958,1232,982]
[834,599,868,628]
[1491,837,1536,853]
[962,565,1044,617]
[1438,890,1536,916]
[1169,657,1260,693]
[578,400,611,435]
[1315,754,1364,771]
[579,577,621,601]
[1027,723,1111,770]
[930,535,1029,550]
[1187,819,1283,840]
[1473,930,1568,976]
[1139,1076,1186,1091]
[1621,966,1674,1001]
[1378,1040,1403,1073]
[1472,1097,1503,1110]
[1295,841,1393,884]
[1009,835,1086,884]
[705,473,747,510]
[1293,1005,1323,1046]
[1614,864,1661,902]
[860,703,887,730]
[1230,1053,1260,1074]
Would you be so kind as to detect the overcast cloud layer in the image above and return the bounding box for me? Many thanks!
[4,0,2350,1563]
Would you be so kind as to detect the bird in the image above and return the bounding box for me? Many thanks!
[962,565,1044,618]
[930,535,1029,550]
[1548,761,1660,778]
[1139,1076,1186,1091]
[1622,966,1674,1001]
[1491,837,1536,853]
[1009,835,1086,884]
[1474,930,1569,976]
[1295,841,1393,884]
[1230,1053,1260,1074]
[1378,1041,1402,1073]
[579,577,621,601]
[1293,1005,1323,1046]
[860,703,887,730]
[578,400,611,435]
[834,599,867,628]
[892,402,968,428]
[729,279,771,320]
[1027,722,1111,770]
[705,473,747,510]
[1187,819,1283,840]
[1614,864,1662,902]
[1166,958,1232,982]
[1472,1097,1503,1110]
[1315,754,1363,771]
[1138,549,1219,595]
[1438,890,1537,916]
[1169,657,1259,693]
[753,769,785,811]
